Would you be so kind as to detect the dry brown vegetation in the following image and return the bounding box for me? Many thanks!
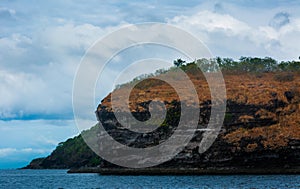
[100,72,299,111]
[99,70,300,150]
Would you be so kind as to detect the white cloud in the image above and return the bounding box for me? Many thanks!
[39,23,104,58]
[20,148,49,154]
[168,10,300,60]
[2,7,300,121]
[0,34,32,61]
[0,71,45,117]
[0,148,16,157]
[170,11,251,36]
[0,23,118,120]
[0,119,79,164]
[0,147,51,158]
[2,1,299,122]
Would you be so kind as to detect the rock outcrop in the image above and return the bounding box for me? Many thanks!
[25,69,300,174]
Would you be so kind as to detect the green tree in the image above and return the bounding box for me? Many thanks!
[173,59,186,67]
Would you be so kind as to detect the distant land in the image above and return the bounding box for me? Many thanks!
[24,57,300,174]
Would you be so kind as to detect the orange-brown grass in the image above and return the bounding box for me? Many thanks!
[100,72,300,111]
[98,71,300,150]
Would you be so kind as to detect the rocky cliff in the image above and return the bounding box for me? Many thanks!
[92,70,300,173]
[25,62,300,173]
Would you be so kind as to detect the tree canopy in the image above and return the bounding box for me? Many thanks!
[176,57,300,73]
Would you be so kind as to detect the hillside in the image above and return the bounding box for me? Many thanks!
[25,57,300,173]
[23,130,101,169]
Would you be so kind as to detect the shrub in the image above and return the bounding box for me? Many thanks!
[274,73,294,82]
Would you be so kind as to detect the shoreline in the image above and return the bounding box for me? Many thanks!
[67,167,300,175]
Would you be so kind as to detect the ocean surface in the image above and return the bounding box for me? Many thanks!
[0,169,300,189]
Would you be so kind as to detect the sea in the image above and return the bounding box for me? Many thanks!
[0,169,299,189]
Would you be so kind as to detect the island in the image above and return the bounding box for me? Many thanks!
[23,57,300,174]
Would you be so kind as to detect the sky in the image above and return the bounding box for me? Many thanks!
[1,0,300,168]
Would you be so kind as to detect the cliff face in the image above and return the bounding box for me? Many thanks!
[95,71,300,170]
[25,70,300,171]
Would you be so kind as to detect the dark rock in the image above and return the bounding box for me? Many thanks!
[25,95,300,173]
[284,91,294,103]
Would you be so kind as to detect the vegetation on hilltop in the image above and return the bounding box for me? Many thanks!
[115,57,300,90]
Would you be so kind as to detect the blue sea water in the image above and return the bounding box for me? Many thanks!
[0,169,299,189]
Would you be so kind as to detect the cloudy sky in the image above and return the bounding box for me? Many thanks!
[1,0,300,168]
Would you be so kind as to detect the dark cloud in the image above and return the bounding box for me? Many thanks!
[0,7,15,20]
[269,12,290,29]
[214,2,225,13]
